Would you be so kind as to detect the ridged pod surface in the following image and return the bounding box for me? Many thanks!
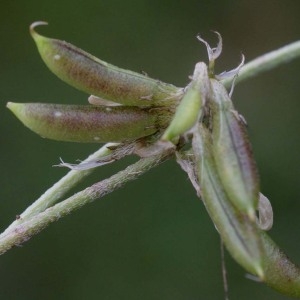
[210,79,259,219]
[192,124,265,279]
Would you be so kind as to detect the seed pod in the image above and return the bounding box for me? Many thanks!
[30,22,182,107]
[161,62,209,142]
[7,102,162,143]
[192,124,265,279]
[261,232,300,298]
[210,79,259,220]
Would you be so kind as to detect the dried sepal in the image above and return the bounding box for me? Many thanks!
[57,142,136,170]
[197,32,222,73]
[175,150,201,197]
[257,193,273,231]
[88,95,122,107]
[30,22,182,107]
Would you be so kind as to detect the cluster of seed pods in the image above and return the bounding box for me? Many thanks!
[8,22,182,143]
[7,23,300,298]
[162,39,300,296]
[162,58,266,279]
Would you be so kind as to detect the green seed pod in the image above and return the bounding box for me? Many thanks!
[192,124,264,279]
[261,232,300,298]
[7,102,162,143]
[30,22,182,107]
[161,62,209,142]
[210,79,259,220]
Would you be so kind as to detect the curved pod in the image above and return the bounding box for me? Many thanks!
[30,22,182,107]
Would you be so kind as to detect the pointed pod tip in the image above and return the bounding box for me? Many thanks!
[247,260,264,282]
[256,265,265,281]
[6,101,16,110]
[6,102,23,116]
[7,102,28,126]
[29,21,49,38]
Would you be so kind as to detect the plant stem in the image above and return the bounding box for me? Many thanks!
[222,40,300,87]
[2,143,119,234]
[0,149,173,255]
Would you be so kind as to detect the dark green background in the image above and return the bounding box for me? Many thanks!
[1,1,300,299]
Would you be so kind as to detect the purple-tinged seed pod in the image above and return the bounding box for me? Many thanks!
[7,102,164,143]
[30,22,182,107]
[210,79,260,220]
[192,124,265,279]
[193,125,300,297]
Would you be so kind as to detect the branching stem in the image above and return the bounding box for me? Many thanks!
[2,143,119,234]
[0,149,173,255]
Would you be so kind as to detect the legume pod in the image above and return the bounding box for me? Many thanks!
[7,102,163,142]
[210,79,259,219]
[161,62,209,142]
[30,22,182,107]
[192,124,264,278]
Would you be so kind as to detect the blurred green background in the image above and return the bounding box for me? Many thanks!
[1,0,300,299]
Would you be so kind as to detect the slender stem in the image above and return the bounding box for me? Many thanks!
[222,40,300,87]
[0,150,173,255]
[2,143,119,234]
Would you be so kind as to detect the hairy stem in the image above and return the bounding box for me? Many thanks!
[2,143,119,234]
[0,150,173,255]
[222,40,300,87]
